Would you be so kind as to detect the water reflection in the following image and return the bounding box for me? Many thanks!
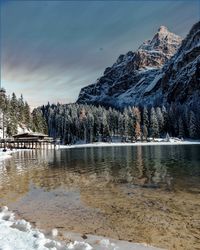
[0,146,200,249]
[0,146,200,195]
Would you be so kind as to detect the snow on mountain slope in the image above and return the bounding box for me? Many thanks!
[160,21,200,105]
[77,26,182,108]
[139,26,182,59]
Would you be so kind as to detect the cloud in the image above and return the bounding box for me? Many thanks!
[1,0,199,107]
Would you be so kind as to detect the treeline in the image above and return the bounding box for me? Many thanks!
[0,90,47,137]
[39,101,200,144]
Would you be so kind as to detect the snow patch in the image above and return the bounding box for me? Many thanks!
[0,207,162,250]
[58,140,200,150]
[144,73,163,93]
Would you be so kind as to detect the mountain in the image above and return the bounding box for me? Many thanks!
[77,25,182,108]
[158,21,200,105]
[77,22,200,109]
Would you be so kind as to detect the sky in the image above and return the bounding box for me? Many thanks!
[1,0,199,107]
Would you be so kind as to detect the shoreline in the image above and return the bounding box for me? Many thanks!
[0,207,162,250]
[58,140,200,149]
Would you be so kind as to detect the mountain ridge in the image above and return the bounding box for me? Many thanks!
[77,22,199,109]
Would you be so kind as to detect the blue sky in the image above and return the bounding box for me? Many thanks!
[1,0,199,107]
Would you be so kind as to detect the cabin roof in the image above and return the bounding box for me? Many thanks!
[13,132,48,138]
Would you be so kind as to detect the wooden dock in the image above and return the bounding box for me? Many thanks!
[0,139,55,150]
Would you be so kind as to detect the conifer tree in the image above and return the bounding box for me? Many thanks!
[118,114,124,139]
[178,117,185,138]
[142,125,148,141]
[135,121,141,141]
[133,107,141,140]
[32,109,47,134]
[156,107,164,136]
[24,102,32,129]
[161,105,168,134]
[150,107,159,139]
[143,107,149,129]
[189,111,197,139]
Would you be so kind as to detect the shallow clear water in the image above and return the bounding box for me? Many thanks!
[0,145,200,249]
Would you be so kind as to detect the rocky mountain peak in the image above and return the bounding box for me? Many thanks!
[158,25,168,33]
[138,26,182,60]
[77,23,197,109]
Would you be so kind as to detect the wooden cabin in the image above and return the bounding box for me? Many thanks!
[0,132,55,149]
[13,132,49,141]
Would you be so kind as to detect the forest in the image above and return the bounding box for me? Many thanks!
[39,101,200,144]
[0,90,47,136]
[0,89,200,142]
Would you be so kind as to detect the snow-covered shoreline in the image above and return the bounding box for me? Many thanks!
[0,207,162,250]
[58,140,200,149]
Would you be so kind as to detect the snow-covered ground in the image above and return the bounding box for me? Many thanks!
[0,207,162,250]
[58,139,200,149]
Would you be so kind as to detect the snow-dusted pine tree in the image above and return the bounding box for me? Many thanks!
[150,107,159,139]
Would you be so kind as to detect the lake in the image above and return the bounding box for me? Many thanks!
[0,145,200,249]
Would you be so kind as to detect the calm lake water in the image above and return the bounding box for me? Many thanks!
[0,145,200,249]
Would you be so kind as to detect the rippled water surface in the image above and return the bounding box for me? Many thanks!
[0,145,200,249]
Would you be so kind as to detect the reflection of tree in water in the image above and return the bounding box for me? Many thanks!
[140,146,172,189]
[1,145,199,204]
[101,146,173,190]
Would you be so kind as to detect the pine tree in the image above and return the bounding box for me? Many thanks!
[142,107,149,137]
[178,117,185,138]
[133,107,141,140]
[142,125,148,141]
[135,121,141,141]
[87,113,94,143]
[123,109,129,140]
[189,111,197,139]
[18,94,25,122]
[24,102,32,129]
[118,114,124,140]
[161,105,168,134]
[32,109,47,134]
[102,111,111,141]
[156,107,164,136]
[150,107,159,139]
[9,93,18,134]
[168,105,176,136]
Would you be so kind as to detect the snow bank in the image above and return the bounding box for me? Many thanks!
[58,140,200,150]
[0,207,162,250]
[0,206,93,250]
